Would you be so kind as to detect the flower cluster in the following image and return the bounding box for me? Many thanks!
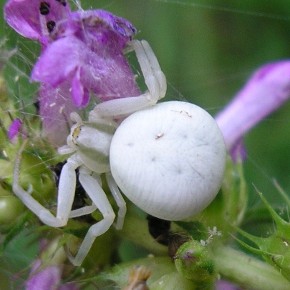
[5,0,140,146]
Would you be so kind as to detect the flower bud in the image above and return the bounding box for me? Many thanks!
[0,187,24,225]
[174,240,216,286]
[0,149,56,204]
[17,151,56,203]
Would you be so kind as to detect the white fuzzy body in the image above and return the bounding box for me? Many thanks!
[110,101,226,220]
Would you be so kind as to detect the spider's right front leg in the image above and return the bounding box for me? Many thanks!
[90,40,167,119]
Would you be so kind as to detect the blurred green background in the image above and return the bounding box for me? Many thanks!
[1,0,290,207]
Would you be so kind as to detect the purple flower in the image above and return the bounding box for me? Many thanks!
[4,0,140,146]
[26,260,79,290]
[29,8,140,104]
[216,61,290,160]
[8,118,23,142]
[4,0,139,105]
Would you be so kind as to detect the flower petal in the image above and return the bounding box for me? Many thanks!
[31,37,80,86]
[216,61,290,150]
[71,67,90,107]
[32,35,140,102]
[26,260,61,290]
[72,9,137,47]
[229,140,247,162]
[39,83,76,147]
[7,118,22,142]
[26,259,79,290]
[80,49,141,102]
[4,0,71,43]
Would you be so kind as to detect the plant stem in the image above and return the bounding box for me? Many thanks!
[212,245,289,290]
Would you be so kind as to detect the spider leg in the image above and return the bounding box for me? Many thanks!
[90,40,167,118]
[131,39,167,100]
[69,204,97,218]
[106,173,126,230]
[68,167,115,266]
[12,141,77,227]
[53,155,82,226]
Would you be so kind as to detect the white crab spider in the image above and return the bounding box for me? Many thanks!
[13,40,226,266]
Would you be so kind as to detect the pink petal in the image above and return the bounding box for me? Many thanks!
[39,83,76,147]
[8,118,22,142]
[4,0,71,44]
[71,67,89,107]
[26,261,61,290]
[216,61,290,151]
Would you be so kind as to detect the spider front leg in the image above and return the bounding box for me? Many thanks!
[13,141,79,227]
[53,155,82,226]
[89,40,167,119]
[54,155,103,222]
[68,167,116,266]
[13,142,58,226]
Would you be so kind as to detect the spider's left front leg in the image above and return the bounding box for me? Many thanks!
[68,166,116,266]
[13,142,79,227]
[89,40,167,119]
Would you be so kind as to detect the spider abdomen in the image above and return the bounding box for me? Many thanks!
[110,101,226,221]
